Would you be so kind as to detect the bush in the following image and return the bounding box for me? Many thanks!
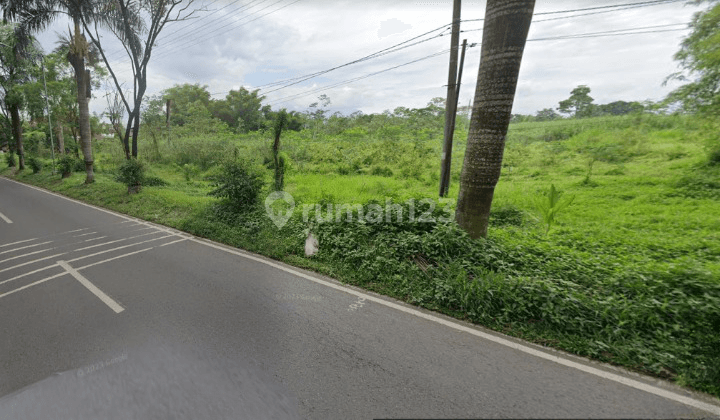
[57,155,75,177]
[74,158,86,172]
[115,159,145,191]
[209,160,264,211]
[27,156,43,173]
[708,145,720,166]
[4,152,16,168]
[144,175,168,187]
[370,165,393,177]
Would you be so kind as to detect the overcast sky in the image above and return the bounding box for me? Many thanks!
[33,0,705,118]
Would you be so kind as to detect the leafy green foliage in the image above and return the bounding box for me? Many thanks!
[57,155,74,177]
[9,110,720,398]
[116,159,145,188]
[558,85,594,118]
[73,158,86,172]
[208,160,264,211]
[143,175,168,187]
[664,2,720,116]
[27,156,43,173]
[533,184,575,234]
[4,152,16,168]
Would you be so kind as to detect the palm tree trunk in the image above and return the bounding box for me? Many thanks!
[9,102,24,170]
[56,121,65,154]
[69,18,94,183]
[455,0,535,238]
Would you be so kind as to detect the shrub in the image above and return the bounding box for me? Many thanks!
[208,160,264,211]
[74,158,86,172]
[27,156,43,173]
[708,145,720,166]
[4,152,16,168]
[490,204,524,227]
[370,165,393,177]
[143,175,168,187]
[57,155,75,178]
[116,159,145,192]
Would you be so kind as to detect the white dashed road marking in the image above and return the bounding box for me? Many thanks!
[57,260,124,314]
[0,211,12,224]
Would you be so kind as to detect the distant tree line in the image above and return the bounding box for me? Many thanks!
[510,85,650,123]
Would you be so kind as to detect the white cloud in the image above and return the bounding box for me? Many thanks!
[377,18,413,38]
[29,0,706,119]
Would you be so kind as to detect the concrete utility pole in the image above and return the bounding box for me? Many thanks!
[40,56,56,172]
[166,99,171,144]
[441,38,468,197]
[439,0,461,197]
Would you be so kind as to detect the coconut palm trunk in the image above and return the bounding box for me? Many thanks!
[455,0,535,238]
[56,121,64,154]
[67,17,94,183]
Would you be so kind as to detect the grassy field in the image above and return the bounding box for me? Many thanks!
[3,113,719,397]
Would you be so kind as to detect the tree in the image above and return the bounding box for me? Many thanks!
[535,108,560,121]
[455,0,535,239]
[0,24,41,170]
[597,100,644,116]
[558,85,594,118]
[211,87,266,132]
[663,0,720,116]
[84,0,199,159]
[3,0,109,183]
[307,94,330,139]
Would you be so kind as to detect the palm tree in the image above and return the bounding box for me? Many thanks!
[0,24,42,171]
[455,0,535,238]
[3,0,99,183]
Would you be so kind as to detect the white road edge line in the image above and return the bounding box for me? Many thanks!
[0,248,55,264]
[188,237,720,416]
[3,176,719,415]
[57,260,124,314]
[0,252,66,273]
[0,240,53,256]
[0,211,12,224]
[0,272,67,299]
[0,238,37,248]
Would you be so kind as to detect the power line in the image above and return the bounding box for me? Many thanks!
[154,0,300,59]
[101,0,270,63]
[208,23,452,98]
[527,27,687,41]
[259,32,449,95]
[268,47,469,105]
[154,0,269,51]
[461,22,687,35]
[460,0,683,23]
[156,0,259,43]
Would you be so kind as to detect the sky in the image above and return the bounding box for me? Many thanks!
[32,0,707,119]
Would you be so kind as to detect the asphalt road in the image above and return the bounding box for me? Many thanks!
[1,176,719,419]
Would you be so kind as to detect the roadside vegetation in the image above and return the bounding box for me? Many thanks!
[2,0,719,401]
[4,111,719,397]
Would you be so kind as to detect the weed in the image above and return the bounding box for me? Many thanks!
[208,160,264,211]
[27,156,43,173]
[4,152,16,168]
[533,184,575,235]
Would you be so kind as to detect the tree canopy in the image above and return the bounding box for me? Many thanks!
[664,0,720,116]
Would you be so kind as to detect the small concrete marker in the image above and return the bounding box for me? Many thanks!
[57,260,124,314]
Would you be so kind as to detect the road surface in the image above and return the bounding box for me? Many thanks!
[1,176,719,419]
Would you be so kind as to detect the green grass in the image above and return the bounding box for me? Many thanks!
[4,113,720,398]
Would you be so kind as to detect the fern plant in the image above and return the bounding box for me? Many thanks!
[534,184,575,235]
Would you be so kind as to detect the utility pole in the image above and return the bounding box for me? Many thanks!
[40,56,56,173]
[441,38,468,197]
[439,0,461,197]
[166,99,171,144]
